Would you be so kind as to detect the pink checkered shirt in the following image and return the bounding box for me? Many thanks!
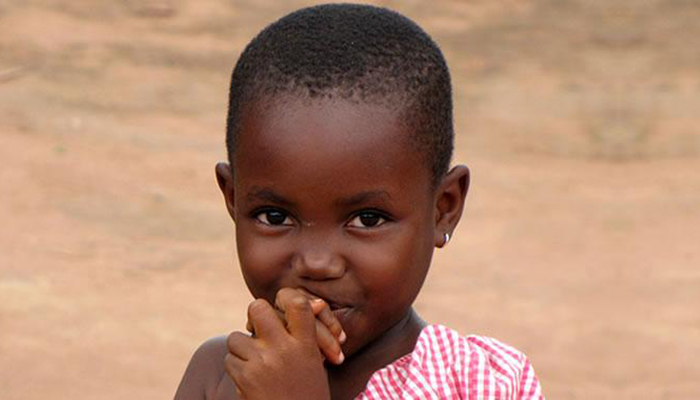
[355,325,544,399]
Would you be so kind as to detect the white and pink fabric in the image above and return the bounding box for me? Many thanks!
[356,325,544,400]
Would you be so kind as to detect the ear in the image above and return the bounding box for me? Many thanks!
[433,165,470,248]
[215,162,236,221]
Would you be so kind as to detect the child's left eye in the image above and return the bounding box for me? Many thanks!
[347,211,388,228]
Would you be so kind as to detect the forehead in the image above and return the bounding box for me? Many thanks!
[234,96,431,195]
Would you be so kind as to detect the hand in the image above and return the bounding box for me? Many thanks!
[226,290,331,400]
[246,288,346,365]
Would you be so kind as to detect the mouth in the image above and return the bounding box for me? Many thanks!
[330,305,353,326]
[299,287,354,308]
[309,294,354,325]
[318,299,352,317]
[327,301,345,311]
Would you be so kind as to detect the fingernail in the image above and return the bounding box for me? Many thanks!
[339,331,347,344]
[337,351,345,364]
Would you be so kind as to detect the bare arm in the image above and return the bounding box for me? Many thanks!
[175,292,343,399]
[175,336,235,400]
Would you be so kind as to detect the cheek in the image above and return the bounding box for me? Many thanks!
[355,225,434,306]
[235,231,289,299]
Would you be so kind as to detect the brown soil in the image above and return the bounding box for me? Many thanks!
[1,1,698,399]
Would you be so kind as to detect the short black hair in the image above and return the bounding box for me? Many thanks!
[226,3,453,186]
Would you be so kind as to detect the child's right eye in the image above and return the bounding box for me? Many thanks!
[255,209,293,226]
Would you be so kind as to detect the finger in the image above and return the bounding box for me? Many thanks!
[247,298,286,341]
[290,289,346,343]
[216,369,244,400]
[315,319,345,364]
[293,288,330,318]
[224,352,245,383]
[254,308,306,336]
[274,288,316,339]
[224,353,249,399]
[293,286,319,301]
[271,303,343,364]
[309,298,326,315]
[311,299,346,343]
[227,331,256,361]
[245,319,254,335]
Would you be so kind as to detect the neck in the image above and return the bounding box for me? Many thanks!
[326,308,427,399]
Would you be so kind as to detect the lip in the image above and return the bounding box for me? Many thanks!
[298,285,358,310]
[327,301,346,311]
[331,306,353,325]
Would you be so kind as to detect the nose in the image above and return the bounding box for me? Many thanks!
[292,245,345,281]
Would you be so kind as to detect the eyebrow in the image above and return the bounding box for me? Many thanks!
[246,187,392,209]
[246,187,295,207]
[334,190,393,208]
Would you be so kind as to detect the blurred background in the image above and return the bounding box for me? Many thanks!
[1,0,698,399]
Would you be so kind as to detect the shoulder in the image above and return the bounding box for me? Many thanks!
[464,334,543,398]
[417,325,529,368]
[464,333,529,369]
[359,325,544,399]
[174,336,231,400]
[420,325,544,398]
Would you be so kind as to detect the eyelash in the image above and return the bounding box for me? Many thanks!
[346,210,391,229]
[251,208,392,229]
[253,208,294,226]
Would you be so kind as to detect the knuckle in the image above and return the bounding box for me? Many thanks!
[276,287,294,301]
[224,354,237,376]
[329,320,342,334]
[315,299,330,314]
[275,288,312,312]
[288,295,311,312]
[279,287,295,296]
[258,351,275,368]
[248,299,268,315]
[226,331,246,351]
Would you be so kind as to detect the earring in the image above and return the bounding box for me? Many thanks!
[443,232,451,246]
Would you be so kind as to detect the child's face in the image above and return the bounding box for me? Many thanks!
[221,96,440,356]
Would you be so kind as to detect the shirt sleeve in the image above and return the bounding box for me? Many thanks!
[518,356,545,400]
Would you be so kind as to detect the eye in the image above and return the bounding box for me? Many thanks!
[347,211,388,228]
[255,209,293,226]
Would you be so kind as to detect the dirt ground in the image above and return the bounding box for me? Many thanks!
[1,1,699,399]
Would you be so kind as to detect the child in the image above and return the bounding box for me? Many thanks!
[175,4,544,399]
